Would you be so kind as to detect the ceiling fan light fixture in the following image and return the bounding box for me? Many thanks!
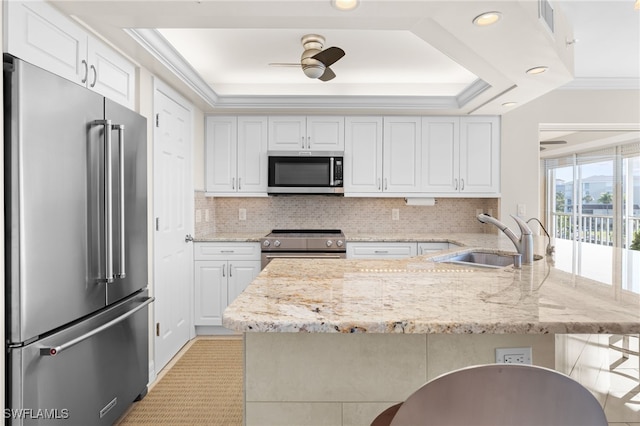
[526,66,549,75]
[332,0,359,11]
[302,64,326,79]
[472,11,502,26]
[502,102,517,107]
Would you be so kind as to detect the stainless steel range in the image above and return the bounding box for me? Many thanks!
[260,229,346,269]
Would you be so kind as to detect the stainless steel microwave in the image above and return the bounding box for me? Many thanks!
[267,151,344,194]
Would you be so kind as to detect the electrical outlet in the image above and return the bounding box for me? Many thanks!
[392,209,399,221]
[517,204,526,217]
[239,208,247,221]
[496,347,532,364]
[195,209,202,223]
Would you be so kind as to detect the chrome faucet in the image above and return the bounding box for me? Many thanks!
[477,213,534,264]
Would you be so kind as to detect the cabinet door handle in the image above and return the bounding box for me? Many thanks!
[222,264,226,277]
[384,178,388,191]
[238,177,241,190]
[378,178,381,191]
[90,64,97,88]
[81,59,88,83]
[232,177,235,190]
[301,136,305,149]
[454,178,458,190]
[229,264,233,277]
[307,136,311,149]
[461,178,465,191]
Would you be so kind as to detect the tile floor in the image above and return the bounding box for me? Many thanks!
[604,337,640,426]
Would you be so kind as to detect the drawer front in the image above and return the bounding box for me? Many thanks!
[346,242,417,259]
[417,242,451,255]
[194,242,261,261]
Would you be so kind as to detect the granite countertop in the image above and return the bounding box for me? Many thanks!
[223,234,640,335]
[194,232,268,242]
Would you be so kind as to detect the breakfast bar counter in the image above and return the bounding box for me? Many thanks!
[223,233,640,335]
[222,233,640,425]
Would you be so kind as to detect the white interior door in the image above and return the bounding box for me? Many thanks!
[153,79,193,373]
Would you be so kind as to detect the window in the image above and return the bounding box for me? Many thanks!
[544,143,640,292]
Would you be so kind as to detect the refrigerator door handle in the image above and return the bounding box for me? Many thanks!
[94,119,115,283]
[114,124,126,279]
[39,297,154,357]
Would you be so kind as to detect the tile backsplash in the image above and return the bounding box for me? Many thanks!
[195,191,500,236]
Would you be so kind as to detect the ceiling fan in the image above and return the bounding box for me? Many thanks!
[269,34,345,82]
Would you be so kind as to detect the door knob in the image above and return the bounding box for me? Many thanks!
[185,234,194,243]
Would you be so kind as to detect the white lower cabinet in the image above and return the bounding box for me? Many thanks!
[347,241,460,259]
[346,242,418,259]
[194,242,261,326]
[417,242,460,255]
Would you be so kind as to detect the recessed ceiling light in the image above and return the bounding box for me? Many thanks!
[526,66,549,75]
[502,102,517,107]
[472,11,502,26]
[332,0,359,11]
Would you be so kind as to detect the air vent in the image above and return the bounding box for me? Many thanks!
[539,0,554,33]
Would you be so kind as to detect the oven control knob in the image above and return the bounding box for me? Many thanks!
[336,240,344,247]
[263,240,270,247]
[274,240,281,247]
[326,240,333,247]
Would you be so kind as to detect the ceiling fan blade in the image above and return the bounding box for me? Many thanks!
[312,47,345,67]
[318,67,336,82]
[268,63,302,67]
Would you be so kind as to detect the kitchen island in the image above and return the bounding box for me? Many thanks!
[223,233,640,425]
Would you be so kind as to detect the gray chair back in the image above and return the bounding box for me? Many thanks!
[389,364,607,426]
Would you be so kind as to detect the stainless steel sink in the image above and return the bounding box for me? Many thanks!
[435,251,522,269]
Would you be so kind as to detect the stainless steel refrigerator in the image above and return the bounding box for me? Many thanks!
[4,54,153,425]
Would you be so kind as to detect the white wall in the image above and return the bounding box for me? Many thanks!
[500,89,640,223]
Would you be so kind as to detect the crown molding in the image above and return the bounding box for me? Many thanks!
[211,94,460,111]
[125,28,219,106]
[126,28,490,112]
[456,78,491,107]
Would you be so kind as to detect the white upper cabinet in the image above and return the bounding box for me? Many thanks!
[268,116,344,151]
[86,37,136,108]
[459,116,500,194]
[205,116,268,196]
[383,117,422,193]
[5,0,136,108]
[206,116,237,193]
[422,117,460,193]
[422,116,500,195]
[344,117,383,193]
[237,117,269,194]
